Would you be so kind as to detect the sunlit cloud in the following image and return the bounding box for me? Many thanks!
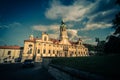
[32,24,59,32]
[80,23,112,31]
[48,33,59,39]
[45,0,93,22]
[46,0,119,31]
[67,29,91,42]
[80,36,92,42]
[33,25,48,32]
[67,23,74,28]
[88,8,119,24]
[67,29,78,41]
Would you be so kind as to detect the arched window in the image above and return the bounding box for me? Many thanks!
[44,36,47,41]
[29,44,32,47]
[8,51,11,55]
[38,49,40,54]
[28,48,32,54]
[28,44,33,54]
[30,48,32,54]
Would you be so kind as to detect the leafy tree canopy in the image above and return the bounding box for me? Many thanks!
[112,0,120,35]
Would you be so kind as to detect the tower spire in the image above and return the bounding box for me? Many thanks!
[61,19,65,24]
[60,19,68,41]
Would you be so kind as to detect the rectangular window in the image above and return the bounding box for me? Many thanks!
[72,51,74,54]
[43,49,46,54]
[53,50,55,54]
[57,51,59,54]
[49,50,51,54]
[8,51,11,55]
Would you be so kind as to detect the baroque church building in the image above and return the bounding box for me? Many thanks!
[22,21,89,62]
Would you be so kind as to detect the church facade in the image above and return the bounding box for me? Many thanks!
[22,21,89,62]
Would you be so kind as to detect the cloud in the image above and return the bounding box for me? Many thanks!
[80,36,92,42]
[88,0,119,15]
[80,8,117,31]
[45,0,93,22]
[9,22,22,27]
[33,25,48,32]
[67,29,79,41]
[0,22,22,29]
[49,25,60,32]
[67,29,91,42]
[67,29,77,36]
[88,9,119,23]
[48,33,59,39]
[45,0,119,31]
[67,23,74,28]
[32,24,60,39]
[81,22,112,31]
[33,24,59,32]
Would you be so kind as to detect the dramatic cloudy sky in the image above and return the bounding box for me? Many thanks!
[0,0,120,46]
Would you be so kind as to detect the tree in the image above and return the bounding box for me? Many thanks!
[112,0,120,35]
[116,0,120,5]
[112,12,120,35]
[104,36,120,54]
[96,40,106,55]
[104,0,120,54]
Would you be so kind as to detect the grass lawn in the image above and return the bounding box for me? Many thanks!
[51,54,120,78]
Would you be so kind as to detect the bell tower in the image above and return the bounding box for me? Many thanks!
[60,20,68,40]
[59,20,70,45]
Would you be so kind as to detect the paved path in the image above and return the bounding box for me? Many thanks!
[0,63,56,80]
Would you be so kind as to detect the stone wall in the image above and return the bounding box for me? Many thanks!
[48,65,79,80]
[42,57,105,80]
[42,57,54,69]
[48,64,105,80]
